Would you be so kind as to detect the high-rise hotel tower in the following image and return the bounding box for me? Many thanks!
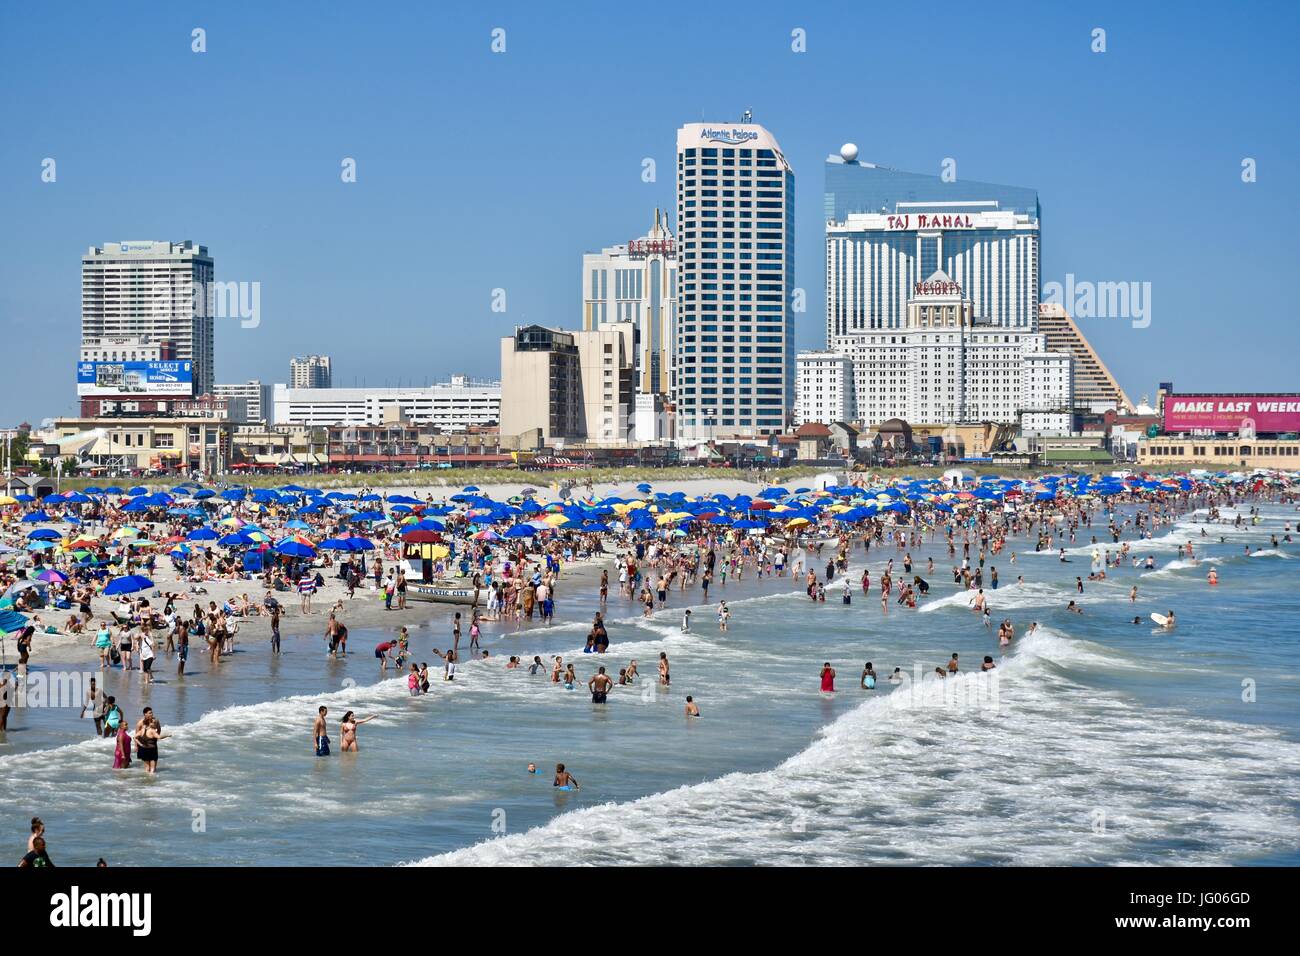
[81,240,215,396]
[674,117,794,440]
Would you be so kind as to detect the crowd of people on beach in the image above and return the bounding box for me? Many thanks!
[4,471,1296,862]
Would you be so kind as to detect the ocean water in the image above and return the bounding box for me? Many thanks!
[2,503,1298,866]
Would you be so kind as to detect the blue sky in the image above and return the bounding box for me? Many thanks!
[1,1,1297,424]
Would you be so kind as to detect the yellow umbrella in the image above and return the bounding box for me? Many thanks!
[785,517,811,528]
[0,495,17,506]
[542,513,568,527]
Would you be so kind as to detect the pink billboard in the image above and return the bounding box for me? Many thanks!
[1163,395,1300,434]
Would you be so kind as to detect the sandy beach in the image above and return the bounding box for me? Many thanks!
[15,548,616,667]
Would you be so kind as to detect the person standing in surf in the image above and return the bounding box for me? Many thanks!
[820,662,836,692]
[339,711,376,753]
[313,705,330,756]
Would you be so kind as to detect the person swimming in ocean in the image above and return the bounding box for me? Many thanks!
[860,662,877,690]
[685,695,700,717]
[553,763,580,791]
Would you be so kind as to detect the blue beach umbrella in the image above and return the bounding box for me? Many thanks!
[103,574,153,596]
[274,540,316,557]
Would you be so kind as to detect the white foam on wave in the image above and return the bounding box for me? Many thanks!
[408,625,1300,867]
[1142,557,1200,577]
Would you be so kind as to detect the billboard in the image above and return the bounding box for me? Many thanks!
[76,361,193,397]
[1163,395,1300,435]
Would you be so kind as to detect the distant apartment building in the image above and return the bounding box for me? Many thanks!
[290,354,332,389]
[272,375,500,431]
[215,380,274,423]
[499,324,635,445]
[794,352,852,425]
[81,240,214,395]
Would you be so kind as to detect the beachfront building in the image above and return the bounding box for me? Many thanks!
[215,380,273,423]
[808,269,1073,430]
[793,351,852,426]
[271,375,501,431]
[583,209,678,399]
[81,241,215,396]
[1037,303,1132,413]
[500,326,584,444]
[819,151,1069,429]
[290,355,332,389]
[499,324,636,446]
[45,415,233,474]
[674,116,795,441]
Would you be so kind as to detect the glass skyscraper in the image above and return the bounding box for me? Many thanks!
[674,120,794,440]
[824,157,1041,337]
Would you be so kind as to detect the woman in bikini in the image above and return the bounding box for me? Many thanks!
[339,711,377,753]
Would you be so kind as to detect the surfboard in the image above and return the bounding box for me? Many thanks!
[1150,612,1169,627]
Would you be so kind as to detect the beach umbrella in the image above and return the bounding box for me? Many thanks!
[25,528,61,540]
[318,538,356,551]
[505,525,536,538]
[187,527,220,541]
[472,529,501,542]
[274,540,316,557]
[35,569,68,584]
[20,511,51,523]
[341,537,374,551]
[193,489,216,500]
[402,529,441,544]
[0,609,30,634]
[103,574,153,596]
[351,511,387,523]
[219,488,247,501]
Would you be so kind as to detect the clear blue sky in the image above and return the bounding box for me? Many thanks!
[1,1,1297,424]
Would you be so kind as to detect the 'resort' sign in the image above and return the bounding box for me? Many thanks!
[628,238,675,256]
[887,214,975,230]
[913,280,962,296]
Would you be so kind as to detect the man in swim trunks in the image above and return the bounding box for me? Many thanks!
[588,666,613,703]
[313,705,330,756]
[375,640,396,669]
[685,695,700,717]
[553,763,580,791]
